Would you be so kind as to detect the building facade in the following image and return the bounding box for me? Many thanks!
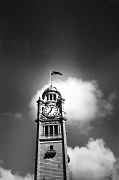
[34,85,70,180]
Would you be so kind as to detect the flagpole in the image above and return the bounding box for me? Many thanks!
[50,70,62,87]
[50,71,52,87]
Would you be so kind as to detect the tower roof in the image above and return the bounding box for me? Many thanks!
[42,85,61,99]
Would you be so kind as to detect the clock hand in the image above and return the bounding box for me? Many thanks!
[48,106,53,114]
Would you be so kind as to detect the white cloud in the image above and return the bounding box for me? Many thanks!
[29,77,115,124]
[68,138,119,180]
[0,167,33,180]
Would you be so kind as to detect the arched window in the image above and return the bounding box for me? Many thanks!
[50,145,53,150]
[54,94,56,101]
[45,126,48,136]
[54,125,58,135]
[50,125,53,135]
[44,125,60,137]
[50,94,52,100]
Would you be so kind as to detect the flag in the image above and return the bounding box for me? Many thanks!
[51,71,62,76]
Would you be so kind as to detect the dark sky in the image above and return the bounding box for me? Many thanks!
[0,0,119,178]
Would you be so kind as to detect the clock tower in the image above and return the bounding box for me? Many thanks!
[34,85,70,180]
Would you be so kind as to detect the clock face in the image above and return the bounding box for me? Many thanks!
[43,105,58,118]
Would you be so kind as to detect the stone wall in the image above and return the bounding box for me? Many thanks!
[37,141,64,180]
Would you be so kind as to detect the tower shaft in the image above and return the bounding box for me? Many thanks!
[34,86,69,180]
